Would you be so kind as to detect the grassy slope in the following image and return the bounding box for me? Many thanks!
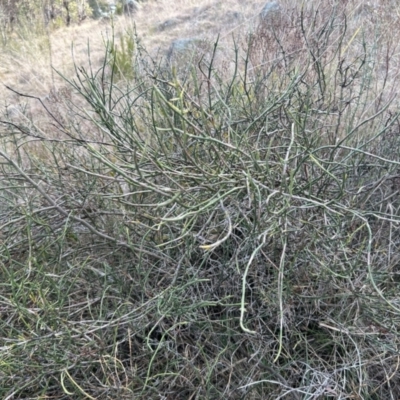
[0,0,266,103]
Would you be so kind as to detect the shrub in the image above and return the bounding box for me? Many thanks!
[2,1,400,398]
[109,29,137,80]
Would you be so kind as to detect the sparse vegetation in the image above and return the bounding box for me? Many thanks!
[2,0,400,399]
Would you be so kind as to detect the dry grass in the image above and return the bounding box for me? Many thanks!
[1,0,400,112]
[0,0,262,100]
[1,0,399,104]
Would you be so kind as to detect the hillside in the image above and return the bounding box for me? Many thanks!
[0,0,267,104]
